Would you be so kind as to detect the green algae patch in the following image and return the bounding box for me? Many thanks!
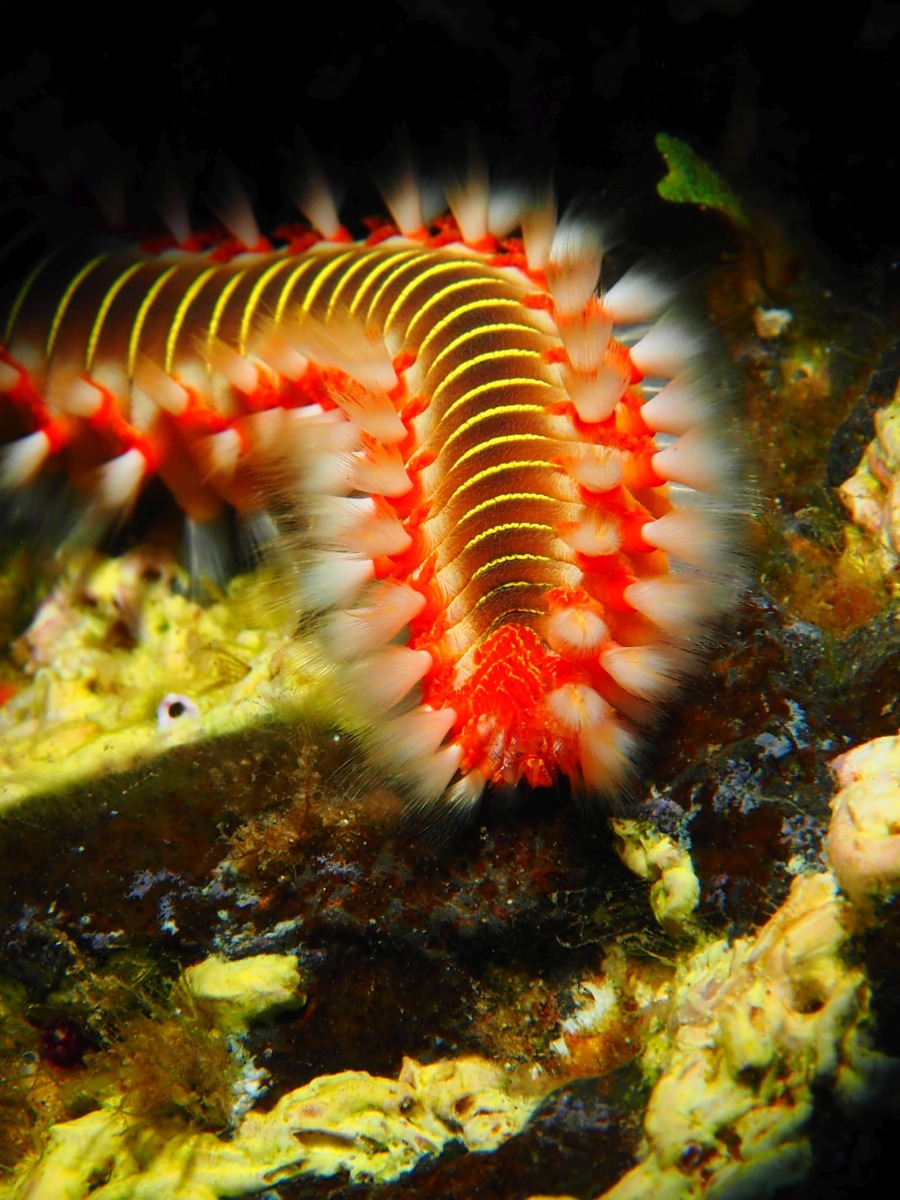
[656,133,750,230]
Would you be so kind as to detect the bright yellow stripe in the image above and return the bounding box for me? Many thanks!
[296,250,355,314]
[454,433,551,472]
[432,348,543,403]
[441,403,546,457]
[441,377,552,430]
[383,261,495,328]
[415,298,524,359]
[126,265,179,375]
[445,460,556,509]
[471,580,546,614]
[273,257,319,325]
[46,254,106,359]
[326,245,399,317]
[4,243,74,344]
[404,279,507,342]
[349,248,433,318]
[428,321,540,378]
[165,266,217,372]
[457,492,554,529]
[471,553,555,582]
[463,520,554,553]
[238,257,296,352]
[206,270,247,350]
[86,261,145,369]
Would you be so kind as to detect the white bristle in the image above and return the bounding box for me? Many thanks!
[54,376,104,418]
[559,312,612,374]
[156,175,193,247]
[652,427,728,494]
[565,447,624,493]
[345,646,433,710]
[631,319,700,378]
[641,510,733,571]
[285,320,398,394]
[578,715,638,795]
[487,188,525,239]
[133,358,189,415]
[565,362,628,423]
[299,553,375,609]
[604,270,673,323]
[406,742,465,804]
[211,172,261,249]
[294,172,343,239]
[546,606,609,654]
[208,339,259,394]
[349,445,413,498]
[601,644,683,701]
[641,373,712,435]
[380,170,424,236]
[311,496,411,558]
[201,427,241,480]
[547,683,611,734]
[94,447,146,510]
[445,169,490,243]
[330,382,406,444]
[254,327,309,380]
[547,222,603,318]
[442,767,488,815]
[624,575,720,635]
[1,429,52,487]
[566,511,622,556]
[326,582,425,658]
[0,362,20,393]
[521,194,556,272]
[374,706,457,771]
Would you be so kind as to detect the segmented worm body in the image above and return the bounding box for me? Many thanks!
[0,176,743,811]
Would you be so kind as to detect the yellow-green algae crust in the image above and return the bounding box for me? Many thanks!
[0,548,310,811]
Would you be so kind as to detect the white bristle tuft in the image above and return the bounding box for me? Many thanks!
[406,742,465,804]
[566,511,622,556]
[565,446,624,493]
[624,575,721,635]
[133,358,189,415]
[521,194,556,272]
[349,444,413,498]
[445,164,490,243]
[211,170,261,249]
[94,447,146,510]
[547,221,603,318]
[311,496,411,558]
[294,171,344,239]
[330,382,406,444]
[54,376,104,418]
[254,327,309,380]
[565,362,628,423]
[652,427,729,494]
[641,373,712,435]
[284,320,398,394]
[184,513,233,587]
[441,767,488,815]
[604,270,673,323]
[379,168,425,236]
[547,683,611,734]
[559,312,612,374]
[375,706,457,770]
[156,175,193,247]
[201,427,241,480]
[641,510,734,571]
[546,606,609,654]
[208,339,259,394]
[578,715,638,795]
[631,319,701,378]
[0,362,20,393]
[487,188,525,239]
[1,429,52,488]
[299,553,375,609]
[601,644,684,701]
[345,646,433,711]
[327,582,425,658]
